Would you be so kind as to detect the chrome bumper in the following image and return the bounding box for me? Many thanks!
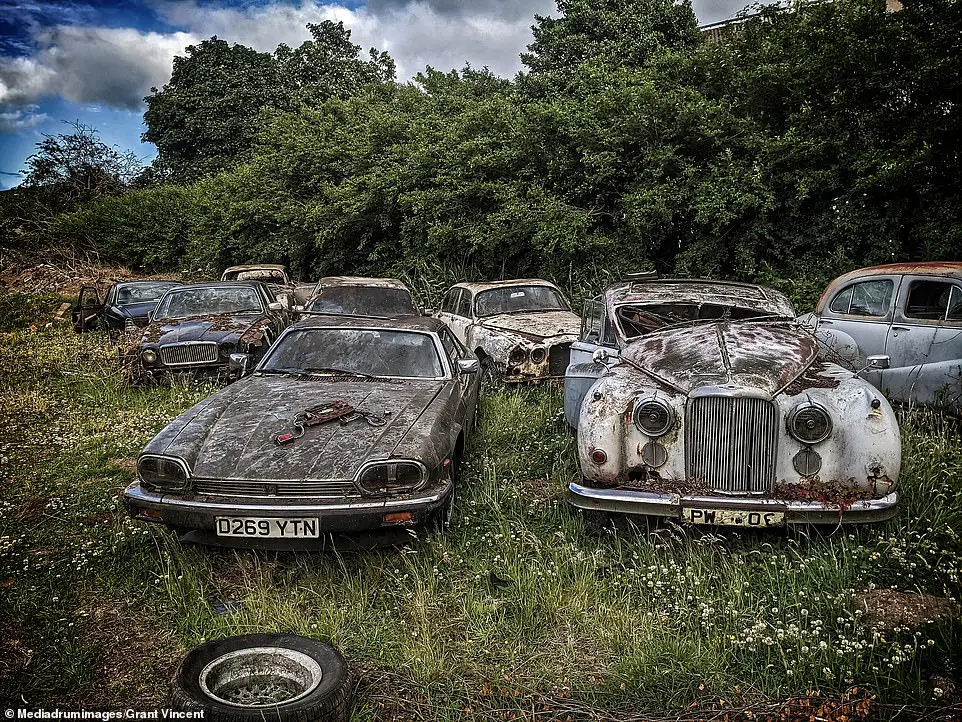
[123,480,451,534]
[568,480,898,525]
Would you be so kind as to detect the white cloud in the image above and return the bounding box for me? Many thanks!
[0,105,49,132]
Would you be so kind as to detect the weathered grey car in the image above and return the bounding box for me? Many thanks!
[220,264,314,307]
[434,279,581,383]
[128,282,289,382]
[123,316,480,544]
[301,276,420,317]
[800,262,962,413]
[566,278,901,528]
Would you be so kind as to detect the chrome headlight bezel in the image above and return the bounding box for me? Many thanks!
[138,454,190,493]
[632,395,675,437]
[355,459,428,495]
[141,348,158,364]
[787,401,833,444]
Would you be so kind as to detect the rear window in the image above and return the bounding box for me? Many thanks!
[307,287,417,317]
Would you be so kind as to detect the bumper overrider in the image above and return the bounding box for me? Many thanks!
[123,480,452,537]
[568,479,898,526]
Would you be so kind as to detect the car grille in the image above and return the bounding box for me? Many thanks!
[193,479,360,499]
[685,395,778,494]
[548,343,572,376]
[159,342,219,366]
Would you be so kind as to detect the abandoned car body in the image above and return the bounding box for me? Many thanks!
[128,282,289,381]
[801,262,962,412]
[72,280,183,335]
[434,279,581,382]
[302,276,420,317]
[220,264,313,307]
[123,315,480,543]
[566,280,901,527]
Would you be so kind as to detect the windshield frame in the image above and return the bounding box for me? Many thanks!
[152,285,266,321]
[473,284,569,318]
[256,326,452,381]
[613,301,797,343]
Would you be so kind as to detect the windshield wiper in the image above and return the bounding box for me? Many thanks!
[301,367,378,379]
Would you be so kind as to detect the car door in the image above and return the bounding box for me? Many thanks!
[439,327,479,436]
[435,288,464,339]
[881,276,962,406]
[71,286,104,332]
[815,275,900,387]
[564,296,618,429]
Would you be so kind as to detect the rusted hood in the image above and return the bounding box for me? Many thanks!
[142,313,262,345]
[178,377,445,481]
[478,310,581,342]
[621,321,818,395]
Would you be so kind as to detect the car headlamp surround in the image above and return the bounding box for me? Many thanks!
[787,401,833,444]
[355,459,428,495]
[141,348,158,364]
[632,395,675,437]
[138,454,190,493]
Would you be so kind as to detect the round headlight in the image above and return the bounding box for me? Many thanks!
[141,349,158,364]
[508,347,527,365]
[530,346,547,364]
[788,402,832,444]
[633,397,674,437]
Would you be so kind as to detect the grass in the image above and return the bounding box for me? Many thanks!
[0,296,960,718]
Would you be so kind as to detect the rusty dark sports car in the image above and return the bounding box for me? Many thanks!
[565,277,901,528]
[123,315,480,544]
[128,281,289,382]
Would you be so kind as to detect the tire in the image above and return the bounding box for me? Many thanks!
[169,633,352,721]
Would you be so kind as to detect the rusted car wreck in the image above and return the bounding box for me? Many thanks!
[301,276,420,317]
[566,278,901,528]
[123,315,480,544]
[435,279,581,383]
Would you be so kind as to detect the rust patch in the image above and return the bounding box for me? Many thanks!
[772,479,875,509]
[855,588,959,631]
[620,474,715,496]
[783,360,844,395]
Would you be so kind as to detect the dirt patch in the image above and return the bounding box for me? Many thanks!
[0,250,179,297]
[78,593,185,706]
[855,588,960,630]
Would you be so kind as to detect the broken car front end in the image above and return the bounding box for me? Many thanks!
[569,321,901,528]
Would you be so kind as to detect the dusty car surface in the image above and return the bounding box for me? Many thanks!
[302,276,420,317]
[123,315,480,544]
[801,262,962,412]
[434,279,581,383]
[220,264,313,307]
[128,281,289,382]
[566,279,901,528]
[565,278,798,428]
[71,280,182,336]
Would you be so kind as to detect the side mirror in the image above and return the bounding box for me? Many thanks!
[457,358,480,374]
[866,354,890,370]
[229,353,249,375]
[267,302,284,311]
[592,347,612,367]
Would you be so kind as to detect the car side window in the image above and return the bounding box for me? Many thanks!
[456,290,473,318]
[440,288,460,314]
[947,286,962,322]
[438,328,464,365]
[903,280,956,321]
[582,297,603,343]
[829,280,893,317]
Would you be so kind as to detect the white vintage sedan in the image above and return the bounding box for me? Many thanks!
[566,278,901,528]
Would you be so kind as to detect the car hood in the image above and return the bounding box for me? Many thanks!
[477,310,581,342]
[141,313,262,344]
[175,377,445,482]
[621,320,819,395]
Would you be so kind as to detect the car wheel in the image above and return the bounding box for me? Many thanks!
[169,633,352,721]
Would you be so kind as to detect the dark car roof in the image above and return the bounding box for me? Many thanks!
[115,280,182,288]
[314,276,410,290]
[164,281,267,291]
[289,314,446,333]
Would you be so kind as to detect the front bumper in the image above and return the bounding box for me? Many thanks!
[123,481,451,538]
[568,479,898,526]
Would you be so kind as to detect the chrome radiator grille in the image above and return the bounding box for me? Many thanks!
[194,479,360,499]
[159,342,219,366]
[685,396,778,494]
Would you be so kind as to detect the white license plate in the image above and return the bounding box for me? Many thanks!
[215,517,320,538]
[683,508,785,527]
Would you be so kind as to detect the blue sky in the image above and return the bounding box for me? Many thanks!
[0,0,745,189]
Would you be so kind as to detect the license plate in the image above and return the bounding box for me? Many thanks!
[683,508,785,527]
[215,517,320,538]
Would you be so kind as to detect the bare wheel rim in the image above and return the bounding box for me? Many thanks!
[198,646,323,708]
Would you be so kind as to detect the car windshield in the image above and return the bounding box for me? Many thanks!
[115,283,179,305]
[474,285,567,317]
[262,328,444,378]
[615,303,785,340]
[307,287,418,317]
[154,287,263,320]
